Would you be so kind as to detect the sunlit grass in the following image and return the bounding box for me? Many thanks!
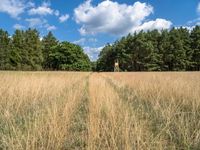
[0,71,199,149]
[104,72,200,149]
[0,72,89,149]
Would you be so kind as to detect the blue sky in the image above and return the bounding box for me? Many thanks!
[0,0,200,60]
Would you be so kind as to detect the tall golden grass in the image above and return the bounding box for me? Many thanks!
[88,73,138,149]
[104,72,200,149]
[0,72,89,149]
[0,71,199,149]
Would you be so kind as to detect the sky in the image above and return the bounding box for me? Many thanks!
[0,0,200,60]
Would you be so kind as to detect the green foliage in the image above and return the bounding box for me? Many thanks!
[42,31,58,69]
[48,42,91,71]
[0,26,199,72]
[97,26,200,71]
[190,26,200,71]
[0,29,91,71]
[10,30,25,69]
[91,61,97,71]
[0,29,11,70]
[10,29,43,70]
[97,44,116,71]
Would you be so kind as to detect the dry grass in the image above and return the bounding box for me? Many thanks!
[103,72,200,149]
[0,72,89,149]
[88,74,137,149]
[0,71,199,149]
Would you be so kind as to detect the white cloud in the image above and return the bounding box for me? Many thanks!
[83,46,104,60]
[186,3,200,27]
[74,0,172,35]
[132,19,172,32]
[0,0,26,18]
[73,38,86,45]
[73,37,98,46]
[197,2,200,14]
[187,18,200,25]
[176,26,196,32]
[26,18,47,28]
[13,24,25,29]
[28,2,54,16]
[26,18,56,31]
[55,10,60,16]
[46,25,57,31]
[59,14,70,23]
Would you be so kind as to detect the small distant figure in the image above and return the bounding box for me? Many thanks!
[114,59,120,72]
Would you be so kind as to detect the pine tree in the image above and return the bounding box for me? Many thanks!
[10,29,25,70]
[130,31,151,71]
[114,37,129,71]
[158,30,171,70]
[164,28,187,71]
[145,30,163,71]
[96,44,115,71]
[0,29,11,70]
[42,31,58,69]
[23,29,43,70]
[190,26,200,71]
[96,27,199,72]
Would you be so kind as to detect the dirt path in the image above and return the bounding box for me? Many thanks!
[101,74,200,149]
[62,75,90,150]
[86,73,144,150]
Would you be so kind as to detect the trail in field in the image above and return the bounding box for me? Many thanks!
[102,74,200,149]
[101,74,160,149]
[63,75,89,149]
[87,73,145,149]
[102,74,172,149]
[1,73,200,149]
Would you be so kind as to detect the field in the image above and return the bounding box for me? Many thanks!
[0,72,200,150]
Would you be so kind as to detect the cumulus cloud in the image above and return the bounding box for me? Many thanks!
[46,25,57,31]
[55,10,60,16]
[73,38,98,46]
[28,2,61,17]
[13,24,25,29]
[132,19,172,32]
[83,46,104,60]
[26,18,47,28]
[25,18,56,31]
[187,2,200,28]
[59,14,70,23]
[28,2,54,16]
[74,0,172,35]
[0,0,27,18]
[0,0,57,18]
[73,38,86,45]
[176,26,196,32]
[187,18,200,25]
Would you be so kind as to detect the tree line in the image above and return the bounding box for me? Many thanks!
[1,27,200,72]
[96,26,200,71]
[0,29,91,71]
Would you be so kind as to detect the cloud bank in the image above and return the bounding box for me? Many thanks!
[0,0,31,18]
[28,2,54,16]
[74,0,172,35]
